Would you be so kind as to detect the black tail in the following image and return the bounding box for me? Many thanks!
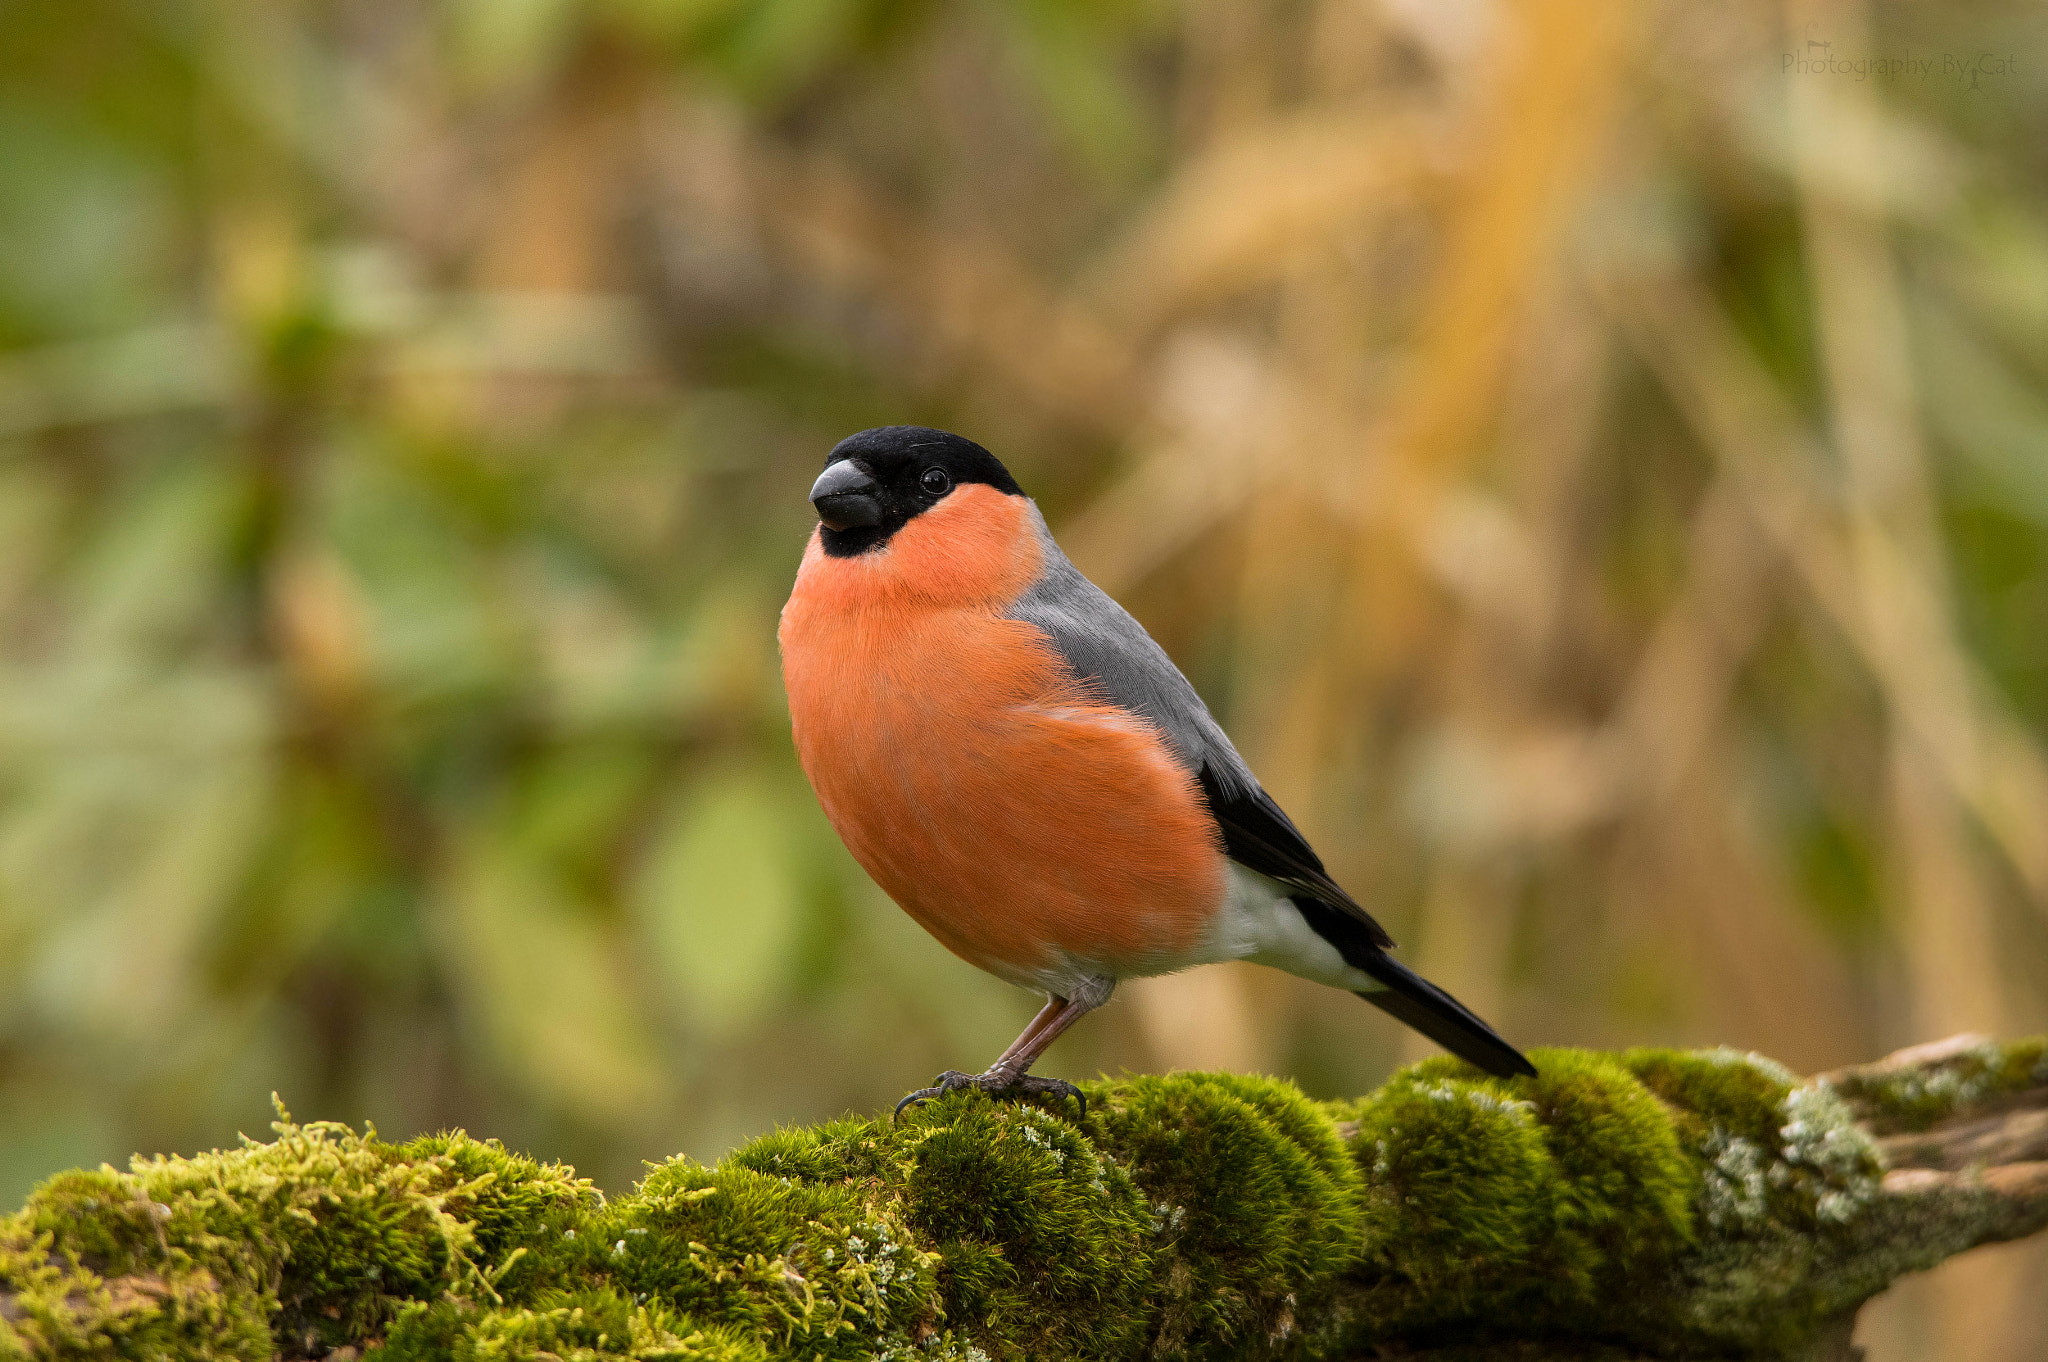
[1286,896,1535,1078]
[1354,950,1536,1079]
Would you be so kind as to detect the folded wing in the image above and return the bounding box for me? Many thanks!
[1006,514,1393,949]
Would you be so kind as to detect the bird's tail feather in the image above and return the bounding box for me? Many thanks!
[1354,952,1536,1079]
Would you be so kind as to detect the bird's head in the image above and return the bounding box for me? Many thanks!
[810,426,1024,558]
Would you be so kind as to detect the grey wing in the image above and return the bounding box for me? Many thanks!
[1006,511,1394,948]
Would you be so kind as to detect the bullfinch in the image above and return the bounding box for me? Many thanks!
[779,426,1535,1116]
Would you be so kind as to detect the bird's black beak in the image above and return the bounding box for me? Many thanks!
[810,460,883,531]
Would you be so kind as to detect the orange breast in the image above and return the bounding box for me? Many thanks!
[778,487,1226,987]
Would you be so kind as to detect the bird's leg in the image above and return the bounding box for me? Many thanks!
[895,997,1078,1118]
[895,978,1112,1121]
[984,995,1067,1070]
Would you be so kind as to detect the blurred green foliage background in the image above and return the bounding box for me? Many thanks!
[2,0,2046,1355]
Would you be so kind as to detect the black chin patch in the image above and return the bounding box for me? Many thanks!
[814,426,1024,557]
[820,521,891,556]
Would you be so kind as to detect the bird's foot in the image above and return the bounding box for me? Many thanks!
[893,1069,976,1116]
[893,1070,1086,1121]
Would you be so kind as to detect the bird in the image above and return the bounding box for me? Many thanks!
[777,426,1535,1118]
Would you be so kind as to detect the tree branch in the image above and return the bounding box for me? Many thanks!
[4,1037,2044,1361]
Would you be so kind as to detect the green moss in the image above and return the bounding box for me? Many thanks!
[721,1117,896,1187]
[1621,1047,1794,1153]
[901,1096,1150,1359]
[1824,1037,2048,1133]
[0,1103,597,1362]
[376,1291,768,1362]
[1515,1051,1698,1273]
[1349,1066,1558,1317]
[4,1045,2032,1361]
[1089,1071,1363,1357]
[1617,1047,1881,1238]
[0,1179,273,1362]
[600,1161,941,1359]
[1345,1051,1696,1335]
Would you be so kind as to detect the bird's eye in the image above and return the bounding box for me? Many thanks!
[920,467,951,496]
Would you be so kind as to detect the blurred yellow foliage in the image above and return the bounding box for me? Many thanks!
[1,0,2045,1354]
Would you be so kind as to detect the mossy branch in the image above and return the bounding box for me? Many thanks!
[5,1037,2045,1362]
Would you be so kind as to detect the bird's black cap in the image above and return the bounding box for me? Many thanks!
[811,427,1023,556]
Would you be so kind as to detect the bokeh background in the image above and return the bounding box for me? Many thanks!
[3,0,2045,1354]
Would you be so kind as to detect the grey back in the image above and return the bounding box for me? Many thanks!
[1005,509,1259,801]
[1003,504,1393,944]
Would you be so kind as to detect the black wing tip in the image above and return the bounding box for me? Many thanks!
[1352,951,1535,1081]
[1352,901,1397,950]
[1501,1050,1540,1079]
[1357,986,1537,1079]
[1198,765,1398,950]
[1282,882,1395,949]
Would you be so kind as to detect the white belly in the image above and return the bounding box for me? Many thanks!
[1143,863,1387,992]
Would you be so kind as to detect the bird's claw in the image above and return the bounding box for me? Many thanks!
[894,1070,976,1117]
[1003,1074,1087,1120]
[893,1070,1087,1122]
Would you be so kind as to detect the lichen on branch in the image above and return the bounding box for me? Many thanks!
[4,1038,2045,1361]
